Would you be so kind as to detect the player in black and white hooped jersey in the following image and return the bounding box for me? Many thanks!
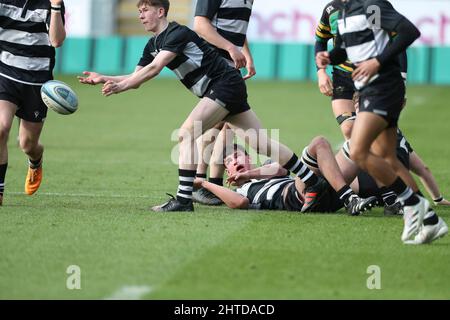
[198,141,377,215]
[79,0,326,212]
[316,0,445,244]
[192,0,256,205]
[0,0,66,205]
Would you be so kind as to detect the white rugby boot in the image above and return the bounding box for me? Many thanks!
[401,197,429,242]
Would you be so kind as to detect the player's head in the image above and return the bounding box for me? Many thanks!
[223,144,251,176]
[137,0,170,31]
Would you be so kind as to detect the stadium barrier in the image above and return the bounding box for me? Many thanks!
[55,37,450,85]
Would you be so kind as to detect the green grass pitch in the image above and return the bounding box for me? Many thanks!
[1,76,449,299]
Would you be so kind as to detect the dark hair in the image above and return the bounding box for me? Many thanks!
[137,0,170,17]
[223,143,248,161]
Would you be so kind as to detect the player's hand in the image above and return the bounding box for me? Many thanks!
[228,46,246,69]
[243,59,256,80]
[316,51,330,69]
[78,71,105,85]
[193,177,205,190]
[317,69,333,96]
[50,0,63,5]
[226,171,250,186]
[352,58,380,82]
[435,198,450,206]
[102,80,124,96]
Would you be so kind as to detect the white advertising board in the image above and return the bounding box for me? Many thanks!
[248,0,450,46]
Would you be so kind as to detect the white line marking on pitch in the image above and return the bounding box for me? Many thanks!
[104,285,152,300]
[8,192,152,199]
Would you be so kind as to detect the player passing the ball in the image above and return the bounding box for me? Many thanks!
[0,0,66,205]
[78,0,326,212]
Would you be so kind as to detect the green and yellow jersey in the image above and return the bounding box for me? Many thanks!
[315,0,355,73]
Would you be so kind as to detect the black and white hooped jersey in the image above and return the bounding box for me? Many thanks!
[0,0,65,85]
[138,22,235,97]
[236,177,294,210]
[336,0,405,84]
[195,0,253,61]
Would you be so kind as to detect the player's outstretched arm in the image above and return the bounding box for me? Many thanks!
[409,151,450,206]
[201,181,249,209]
[77,71,135,85]
[102,50,177,96]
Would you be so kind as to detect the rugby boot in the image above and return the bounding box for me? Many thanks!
[301,176,328,213]
[25,164,43,195]
[192,187,223,205]
[151,194,194,212]
[401,196,428,242]
[345,194,378,216]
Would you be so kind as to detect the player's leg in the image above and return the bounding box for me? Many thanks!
[152,97,229,212]
[331,70,356,139]
[332,99,355,140]
[226,109,326,212]
[19,120,44,195]
[372,128,446,243]
[192,122,226,205]
[303,136,377,214]
[0,100,18,204]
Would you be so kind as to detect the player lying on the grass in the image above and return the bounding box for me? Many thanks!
[199,138,378,215]
[78,0,326,212]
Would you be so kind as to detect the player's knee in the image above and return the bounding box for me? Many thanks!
[340,122,353,140]
[0,125,11,143]
[350,148,368,169]
[310,136,329,152]
[178,127,195,144]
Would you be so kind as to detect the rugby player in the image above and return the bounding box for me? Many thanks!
[78,0,326,212]
[192,0,256,205]
[316,0,444,243]
[199,140,377,215]
[0,0,66,205]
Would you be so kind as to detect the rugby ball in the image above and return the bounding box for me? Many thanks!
[41,80,78,115]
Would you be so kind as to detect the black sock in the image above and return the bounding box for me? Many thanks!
[379,186,396,206]
[208,177,223,186]
[283,154,318,187]
[0,163,7,195]
[196,173,207,180]
[337,185,354,204]
[388,177,419,206]
[424,208,439,226]
[29,157,42,169]
[177,169,196,204]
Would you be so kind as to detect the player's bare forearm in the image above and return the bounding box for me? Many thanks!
[48,0,66,47]
[194,16,235,52]
[201,181,249,209]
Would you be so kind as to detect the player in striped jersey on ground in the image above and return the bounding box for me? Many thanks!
[0,0,66,205]
[78,0,326,212]
[199,140,377,215]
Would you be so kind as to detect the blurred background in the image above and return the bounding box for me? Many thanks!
[58,0,450,84]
